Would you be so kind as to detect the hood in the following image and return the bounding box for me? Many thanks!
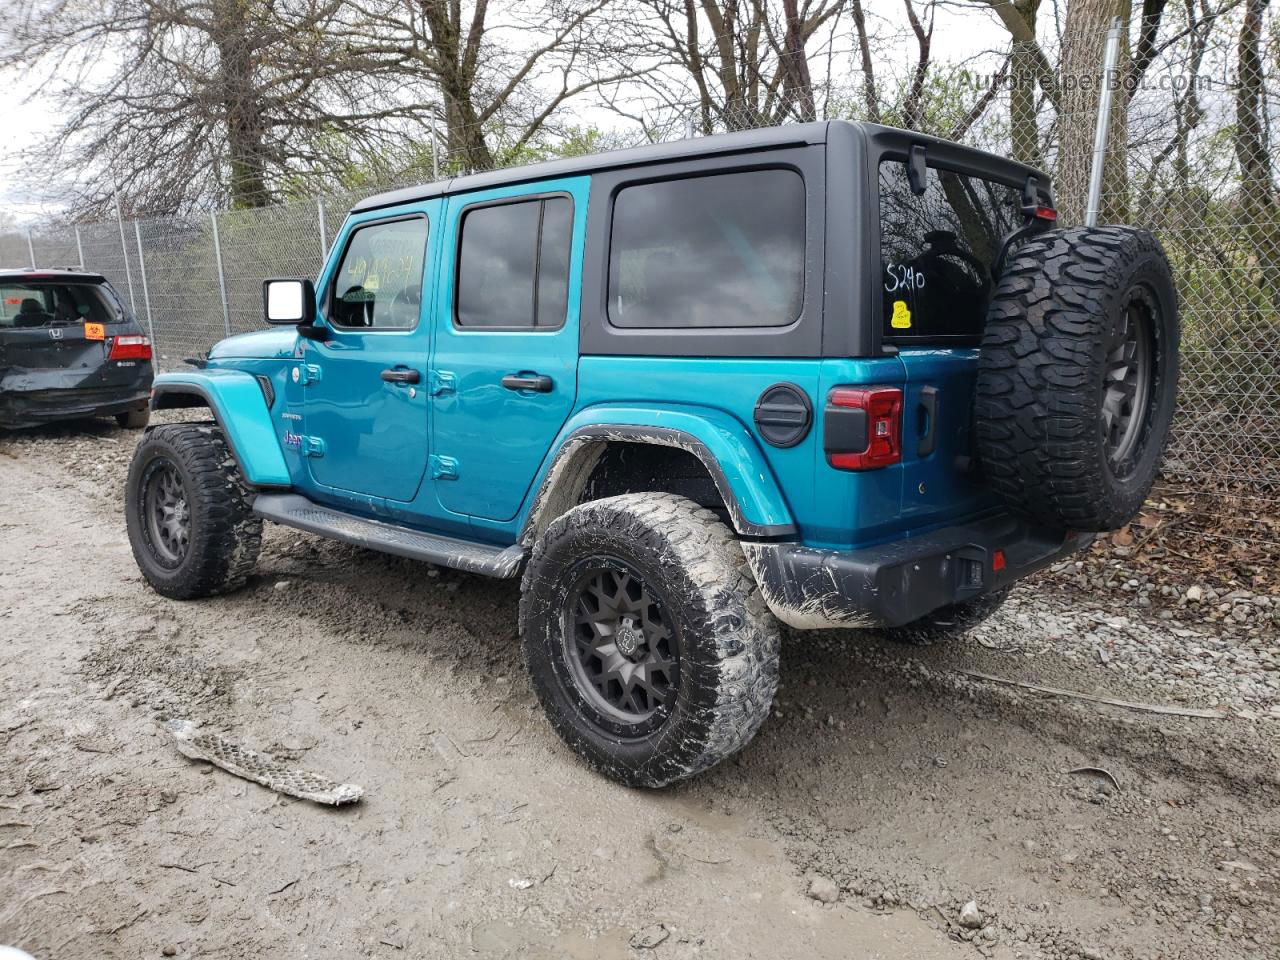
[208,328,299,361]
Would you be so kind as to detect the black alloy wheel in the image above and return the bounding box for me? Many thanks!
[564,558,679,731]
[143,459,190,567]
[1102,288,1156,476]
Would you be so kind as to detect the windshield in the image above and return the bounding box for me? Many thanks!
[879,160,1021,343]
[0,281,124,329]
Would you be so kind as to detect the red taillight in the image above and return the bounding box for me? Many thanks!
[826,386,903,470]
[992,549,1007,572]
[1034,205,1057,221]
[109,334,152,361]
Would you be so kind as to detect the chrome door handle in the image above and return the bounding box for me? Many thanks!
[380,367,421,384]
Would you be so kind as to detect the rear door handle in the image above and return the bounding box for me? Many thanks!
[381,367,421,384]
[502,373,553,393]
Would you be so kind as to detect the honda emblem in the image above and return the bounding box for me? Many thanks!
[48,327,63,340]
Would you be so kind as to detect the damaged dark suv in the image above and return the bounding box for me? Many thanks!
[0,268,153,430]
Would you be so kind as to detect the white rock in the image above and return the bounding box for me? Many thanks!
[959,900,983,929]
[807,875,839,903]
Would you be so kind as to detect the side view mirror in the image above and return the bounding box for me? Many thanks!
[262,278,317,326]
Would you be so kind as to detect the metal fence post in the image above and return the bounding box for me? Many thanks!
[74,225,85,270]
[114,186,138,312]
[317,197,328,260]
[431,107,440,180]
[1085,19,1124,227]
[26,229,36,267]
[132,220,156,345]
[210,211,232,337]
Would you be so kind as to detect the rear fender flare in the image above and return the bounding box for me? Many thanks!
[520,405,797,545]
[150,370,290,488]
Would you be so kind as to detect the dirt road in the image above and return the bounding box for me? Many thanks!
[1,421,1277,959]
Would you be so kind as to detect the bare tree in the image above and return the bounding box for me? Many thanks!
[850,0,881,122]
[334,0,642,172]
[1,0,431,215]
[1234,0,1277,310]
[625,0,847,134]
[1056,0,1170,223]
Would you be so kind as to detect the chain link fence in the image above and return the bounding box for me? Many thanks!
[2,5,1276,537]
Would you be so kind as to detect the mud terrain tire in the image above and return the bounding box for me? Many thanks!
[975,226,1179,531]
[885,587,1011,644]
[126,423,262,599]
[520,493,780,788]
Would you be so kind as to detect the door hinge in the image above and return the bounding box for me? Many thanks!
[429,369,456,396]
[300,363,322,385]
[429,454,458,480]
[301,435,326,458]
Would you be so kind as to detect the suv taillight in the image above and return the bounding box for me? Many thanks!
[824,386,903,470]
[109,335,152,361]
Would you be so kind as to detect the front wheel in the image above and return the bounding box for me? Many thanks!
[520,493,780,788]
[125,423,262,599]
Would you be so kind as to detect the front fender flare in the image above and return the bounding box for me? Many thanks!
[520,405,797,544]
[150,369,290,488]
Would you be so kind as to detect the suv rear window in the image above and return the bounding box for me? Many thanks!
[878,161,1021,342]
[607,168,805,329]
[0,281,121,328]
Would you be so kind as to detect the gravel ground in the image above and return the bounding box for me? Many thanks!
[1,418,1277,960]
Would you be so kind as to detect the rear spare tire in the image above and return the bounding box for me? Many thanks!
[975,226,1179,531]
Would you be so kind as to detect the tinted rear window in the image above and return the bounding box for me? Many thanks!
[0,282,121,328]
[607,168,805,329]
[878,161,1021,342]
[455,195,573,329]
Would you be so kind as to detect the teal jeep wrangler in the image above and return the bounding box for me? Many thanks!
[125,121,1179,787]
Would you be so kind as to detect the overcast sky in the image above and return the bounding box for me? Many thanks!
[0,3,1013,226]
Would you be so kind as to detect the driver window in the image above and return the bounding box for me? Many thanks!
[878,161,1020,342]
[330,217,429,330]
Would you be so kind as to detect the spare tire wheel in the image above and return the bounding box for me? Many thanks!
[975,226,1179,531]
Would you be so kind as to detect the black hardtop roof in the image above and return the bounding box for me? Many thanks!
[351,120,1049,215]
[0,267,107,283]
[352,120,836,213]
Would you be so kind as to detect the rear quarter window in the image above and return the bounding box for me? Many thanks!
[0,282,120,328]
[879,161,1021,343]
[607,168,805,329]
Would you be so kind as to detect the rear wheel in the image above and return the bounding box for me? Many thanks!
[125,423,261,599]
[520,493,779,787]
[116,408,150,430]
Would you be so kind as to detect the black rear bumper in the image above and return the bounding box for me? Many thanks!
[745,513,1091,630]
[0,386,151,429]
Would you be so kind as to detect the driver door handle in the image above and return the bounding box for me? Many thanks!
[380,367,421,384]
[502,373,553,393]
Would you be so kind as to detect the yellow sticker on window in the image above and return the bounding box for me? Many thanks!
[891,300,912,329]
[363,274,380,292]
[84,322,105,341]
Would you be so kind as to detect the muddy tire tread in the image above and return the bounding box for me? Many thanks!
[975,225,1178,531]
[126,422,262,599]
[520,492,780,788]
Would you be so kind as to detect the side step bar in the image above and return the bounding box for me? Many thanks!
[253,493,526,579]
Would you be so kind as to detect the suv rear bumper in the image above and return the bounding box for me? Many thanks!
[743,514,1091,630]
[0,385,151,429]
